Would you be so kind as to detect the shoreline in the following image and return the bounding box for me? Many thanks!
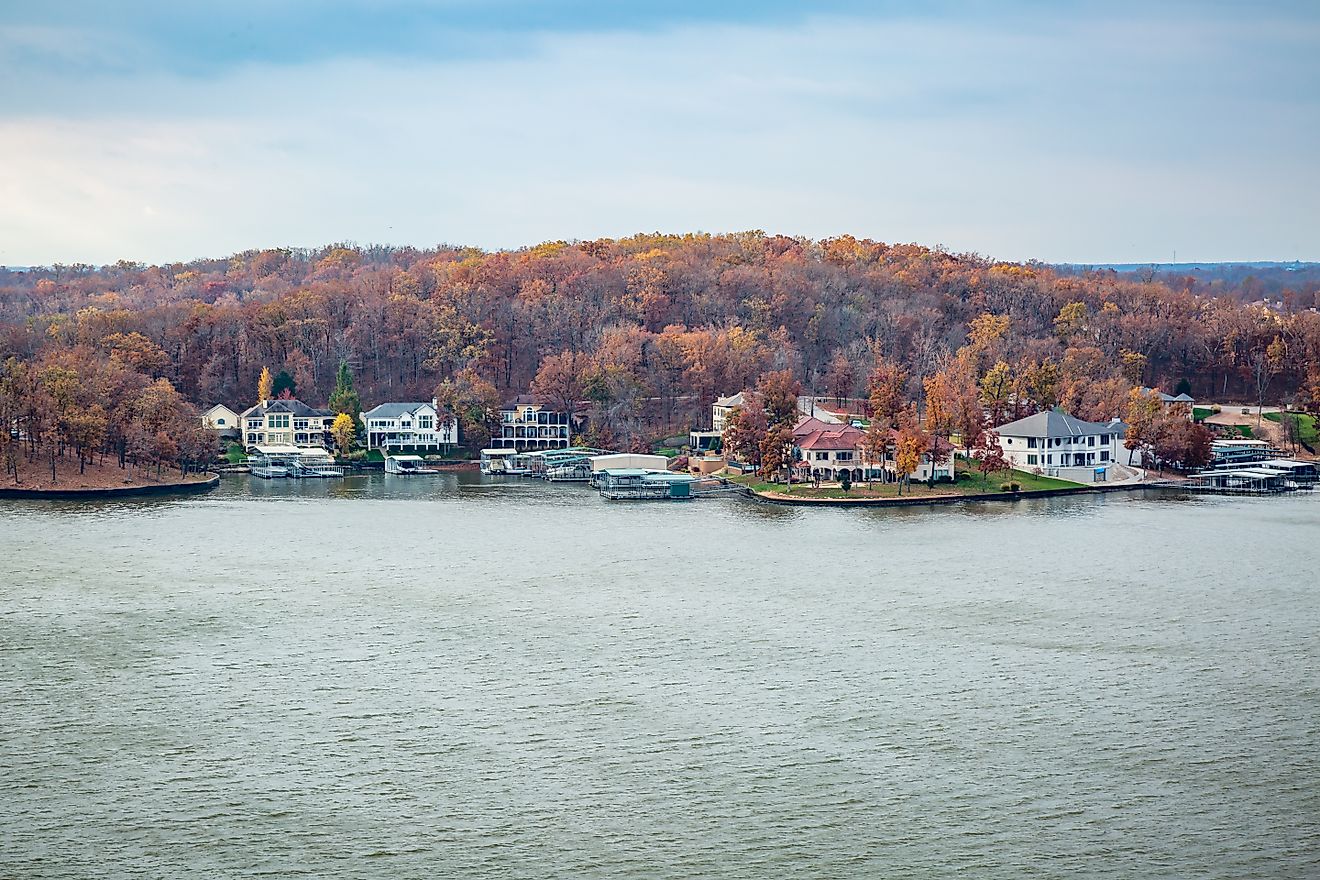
[746,481,1156,508]
[0,473,220,500]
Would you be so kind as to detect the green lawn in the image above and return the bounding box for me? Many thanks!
[1236,425,1254,438]
[1192,407,1213,422]
[731,463,1083,500]
[1264,411,1318,445]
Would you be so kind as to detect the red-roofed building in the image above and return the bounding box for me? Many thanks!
[792,421,957,483]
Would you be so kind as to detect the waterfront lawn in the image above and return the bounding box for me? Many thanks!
[955,463,1085,493]
[1264,412,1319,445]
[731,463,1083,499]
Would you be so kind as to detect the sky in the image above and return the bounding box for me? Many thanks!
[1,1,1317,267]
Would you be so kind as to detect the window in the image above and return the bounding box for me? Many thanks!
[814,451,828,461]
[294,419,309,430]
[1027,437,1037,448]
[1100,434,1109,444]
[269,414,290,429]
[1100,451,1110,462]
[1027,454,1038,465]
[836,451,853,462]
[1088,435,1095,447]
[1047,455,1053,465]
[418,415,433,430]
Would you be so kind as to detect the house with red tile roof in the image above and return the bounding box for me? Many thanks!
[793,417,957,483]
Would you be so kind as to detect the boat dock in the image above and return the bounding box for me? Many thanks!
[596,469,742,500]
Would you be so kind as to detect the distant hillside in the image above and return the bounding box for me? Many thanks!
[1054,261,1320,305]
[1062,261,1318,272]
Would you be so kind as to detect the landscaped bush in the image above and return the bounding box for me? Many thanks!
[1000,482,1021,492]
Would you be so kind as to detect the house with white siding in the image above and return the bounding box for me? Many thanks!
[360,400,458,453]
[993,408,1136,482]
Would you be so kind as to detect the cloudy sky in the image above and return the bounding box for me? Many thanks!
[1,1,1316,266]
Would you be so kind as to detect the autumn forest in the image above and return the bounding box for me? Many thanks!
[3,232,1320,478]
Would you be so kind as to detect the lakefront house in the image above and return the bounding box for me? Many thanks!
[201,404,240,440]
[491,395,571,451]
[239,399,337,450]
[791,418,955,483]
[360,400,459,453]
[993,407,1136,482]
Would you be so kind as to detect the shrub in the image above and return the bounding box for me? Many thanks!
[840,471,852,492]
[1211,404,1222,414]
[1000,482,1021,492]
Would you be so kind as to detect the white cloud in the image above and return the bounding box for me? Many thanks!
[0,12,1316,265]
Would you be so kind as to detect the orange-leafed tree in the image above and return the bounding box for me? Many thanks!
[531,350,590,415]
[867,356,908,429]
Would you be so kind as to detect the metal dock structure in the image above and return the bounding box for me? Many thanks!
[596,469,743,500]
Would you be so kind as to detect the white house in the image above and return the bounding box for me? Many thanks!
[994,408,1136,482]
[239,399,336,450]
[202,404,240,439]
[360,400,458,453]
[712,392,750,433]
[492,395,570,451]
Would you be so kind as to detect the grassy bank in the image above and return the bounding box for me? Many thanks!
[1263,412,1318,446]
[732,463,1083,500]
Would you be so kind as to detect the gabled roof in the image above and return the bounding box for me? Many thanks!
[204,404,238,415]
[714,391,749,408]
[994,407,1125,438]
[361,402,435,420]
[1142,387,1194,403]
[792,416,838,438]
[240,398,334,419]
[501,394,543,409]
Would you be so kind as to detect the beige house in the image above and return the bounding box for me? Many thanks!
[793,419,956,483]
[202,404,240,439]
[239,399,336,450]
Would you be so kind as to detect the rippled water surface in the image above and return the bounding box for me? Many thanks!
[2,474,1318,878]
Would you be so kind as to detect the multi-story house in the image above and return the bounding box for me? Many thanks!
[793,419,955,483]
[239,399,336,450]
[994,408,1136,481]
[360,400,459,453]
[711,392,751,433]
[491,395,571,451]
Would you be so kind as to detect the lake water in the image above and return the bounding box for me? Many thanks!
[2,474,1318,878]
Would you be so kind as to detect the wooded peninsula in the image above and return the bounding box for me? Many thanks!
[2,233,1318,486]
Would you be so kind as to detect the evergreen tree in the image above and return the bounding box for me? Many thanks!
[328,361,361,418]
[272,370,296,399]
